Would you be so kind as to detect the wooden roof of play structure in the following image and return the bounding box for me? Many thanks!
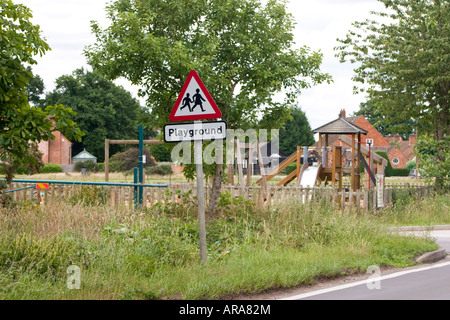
[312,115,368,135]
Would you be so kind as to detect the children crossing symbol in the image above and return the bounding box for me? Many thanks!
[169,70,222,121]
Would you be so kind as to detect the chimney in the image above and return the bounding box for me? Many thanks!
[409,133,416,146]
[394,133,402,142]
[339,109,346,119]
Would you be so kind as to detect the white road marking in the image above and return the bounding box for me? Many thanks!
[280,260,450,300]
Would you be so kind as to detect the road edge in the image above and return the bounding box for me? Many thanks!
[389,225,449,264]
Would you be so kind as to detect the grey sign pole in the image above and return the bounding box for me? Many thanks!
[194,121,207,263]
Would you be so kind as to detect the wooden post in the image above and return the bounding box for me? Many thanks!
[247,143,254,187]
[235,139,244,192]
[356,132,361,190]
[351,133,356,191]
[105,139,110,182]
[257,141,267,201]
[296,146,301,183]
[318,134,323,166]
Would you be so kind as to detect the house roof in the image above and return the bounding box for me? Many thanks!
[312,116,368,135]
[72,149,97,160]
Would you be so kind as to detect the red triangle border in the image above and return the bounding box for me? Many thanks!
[169,70,222,122]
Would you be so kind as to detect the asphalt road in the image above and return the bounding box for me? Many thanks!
[283,228,450,300]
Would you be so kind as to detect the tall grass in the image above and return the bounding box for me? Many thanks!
[0,191,447,299]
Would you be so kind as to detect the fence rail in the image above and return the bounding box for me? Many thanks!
[2,181,434,212]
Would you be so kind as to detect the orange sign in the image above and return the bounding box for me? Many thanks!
[36,183,49,189]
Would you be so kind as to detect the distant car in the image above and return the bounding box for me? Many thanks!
[409,169,423,178]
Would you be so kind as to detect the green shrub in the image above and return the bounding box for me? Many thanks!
[109,148,157,172]
[406,160,416,171]
[148,144,171,162]
[283,163,297,175]
[374,151,409,177]
[41,163,62,173]
[15,165,29,175]
[389,167,410,176]
[146,164,173,176]
[74,160,99,173]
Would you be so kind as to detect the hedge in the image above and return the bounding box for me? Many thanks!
[41,163,63,173]
[374,151,410,177]
[146,164,173,176]
[74,160,99,172]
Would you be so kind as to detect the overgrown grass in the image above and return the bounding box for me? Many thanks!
[0,191,447,300]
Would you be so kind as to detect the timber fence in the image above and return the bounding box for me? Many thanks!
[3,180,434,212]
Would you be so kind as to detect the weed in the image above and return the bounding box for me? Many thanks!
[0,189,446,299]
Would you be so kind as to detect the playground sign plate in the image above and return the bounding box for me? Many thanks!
[169,70,222,122]
[36,183,49,189]
[163,121,227,143]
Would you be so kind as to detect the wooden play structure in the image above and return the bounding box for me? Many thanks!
[253,113,388,195]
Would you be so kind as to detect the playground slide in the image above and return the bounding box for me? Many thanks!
[297,165,321,187]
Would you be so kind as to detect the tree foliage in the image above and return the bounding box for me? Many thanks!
[335,0,449,189]
[279,106,315,155]
[0,1,83,183]
[354,101,416,139]
[85,0,331,130]
[85,0,331,215]
[416,134,449,191]
[42,68,145,162]
[25,66,45,107]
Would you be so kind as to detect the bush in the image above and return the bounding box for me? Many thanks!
[97,162,105,172]
[389,167,410,177]
[146,164,173,176]
[109,147,157,172]
[41,163,62,173]
[74,160,99,173]
[283,163,297,175]
[148,144,171,162]
[374,151,409,177]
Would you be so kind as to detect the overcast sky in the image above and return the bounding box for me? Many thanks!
[18,0,386,131]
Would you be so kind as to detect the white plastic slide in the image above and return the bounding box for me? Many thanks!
[297,165,320,203]
[298,166,320,187]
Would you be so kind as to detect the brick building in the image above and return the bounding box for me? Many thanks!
[38,131,73,165]
[327,110,415,168]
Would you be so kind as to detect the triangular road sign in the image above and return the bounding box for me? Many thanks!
[169,70,222,121]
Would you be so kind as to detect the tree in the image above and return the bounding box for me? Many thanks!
[279,106,315,155]
[0,1,83,183]
[416,134,449,191]
[25,67,45,107]
[85,0,332,215]
[42,68,145,162]
[335,0,449,190]
[354,101,416,139]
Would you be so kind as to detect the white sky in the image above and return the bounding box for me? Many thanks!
[17,0,386,130]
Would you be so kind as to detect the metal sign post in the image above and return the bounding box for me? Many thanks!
[164,70,224,264]
[194,121,207,263]
[138,124,144,207]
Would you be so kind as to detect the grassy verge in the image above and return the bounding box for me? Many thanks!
[0,191,448,299]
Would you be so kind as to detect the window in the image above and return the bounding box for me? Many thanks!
[366,139,373,146]
[392,157,399,166]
